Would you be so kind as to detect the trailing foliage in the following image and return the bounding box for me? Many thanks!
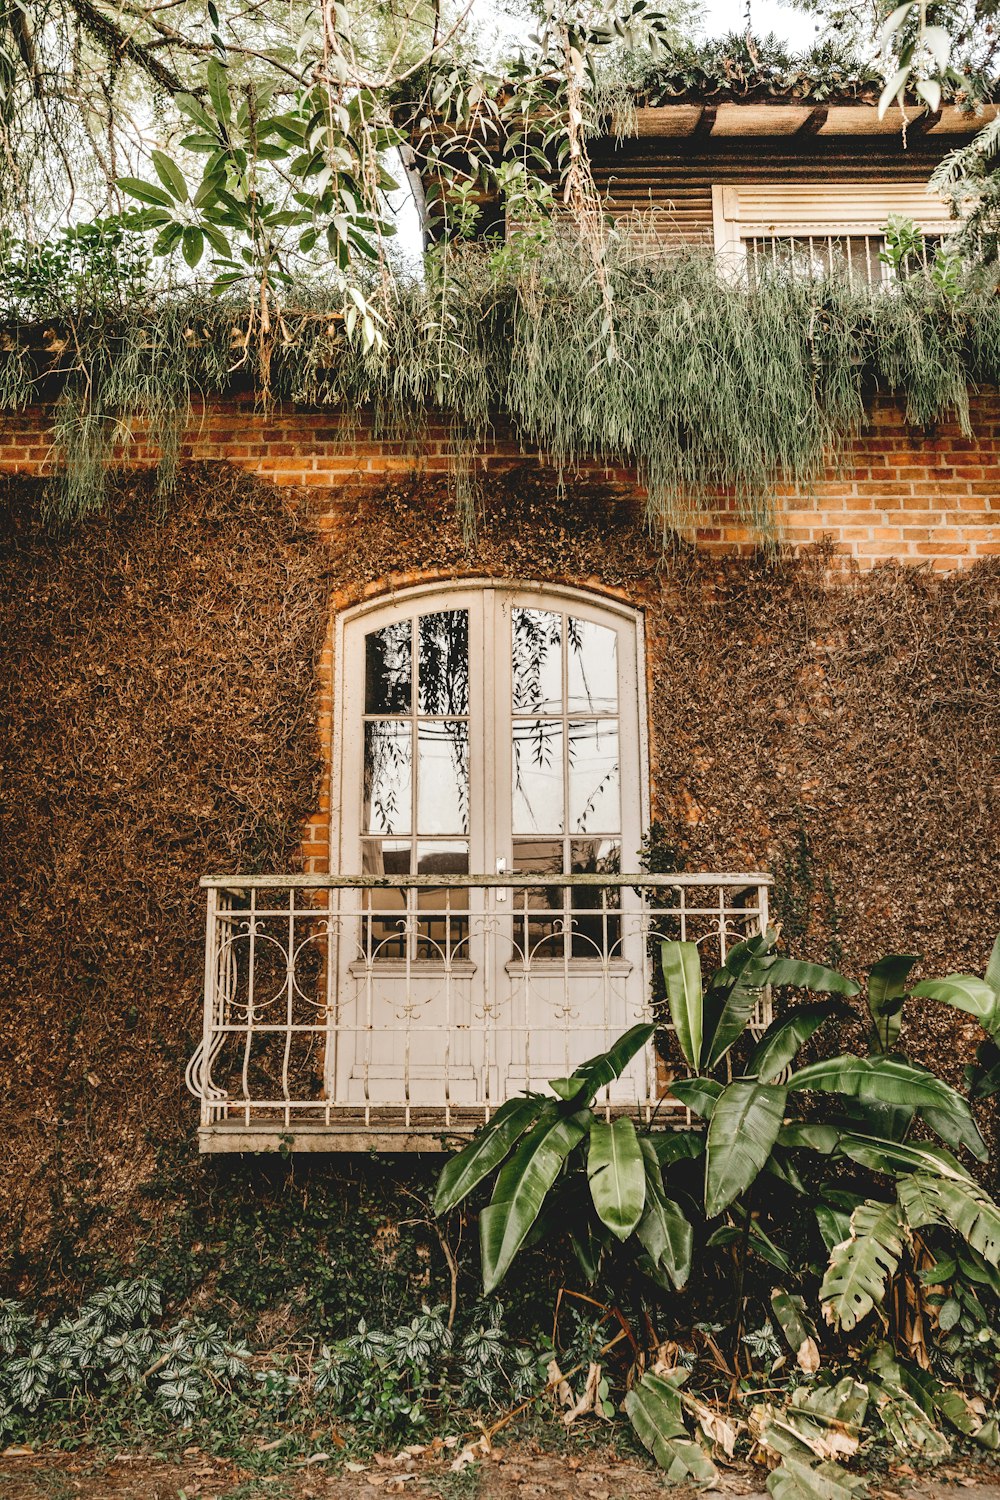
[6,229,1000,532]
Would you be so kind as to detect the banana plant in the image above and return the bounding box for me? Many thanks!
[908,933,1000,1101]
[433,1023,692,1296]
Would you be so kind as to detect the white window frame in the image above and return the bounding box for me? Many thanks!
[712,181,958,274]
[330,578,651,878]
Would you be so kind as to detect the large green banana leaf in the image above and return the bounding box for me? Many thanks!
[704,1079,787,1218]
[647,1128,704,1166]
[587,1117,645,1239]
[479,1110,589,1293]
[820,1198,907,1330]
[433,1094,549,1215]
[790,1055,982,1154]
[624,1371,717,1484]
[758,957,860,996]
[836,1132,970,1180]
[701,930,775,1069]
[670,1075,723,1119]
[549,1022,655,1103]
[660,940,703,1070]
[910,974,1000,1038]
[866,954,921,1052]
[897,1170,1000,1266]
[748,1003,845,1082]
[987,934,1000,1003]
[636,1137,693,1288]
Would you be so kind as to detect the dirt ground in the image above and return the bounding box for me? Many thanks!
[2,1445,1000,1500]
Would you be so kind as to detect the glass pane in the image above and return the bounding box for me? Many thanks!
[364,721,411,835]
[418,610,469,716]
[512,838,564,875]
[362,838,411,876]
[566,618,618,713]
[513,719,564,835]
[417,720,469,835]
[365,621,411,714]
[569,720,620,833]
[571,838,621,876]
[417,841,469,877]
[512,609,562,713]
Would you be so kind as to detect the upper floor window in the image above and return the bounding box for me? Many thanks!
[712,182,956,287]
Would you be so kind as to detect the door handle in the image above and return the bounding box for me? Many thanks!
[496,857,507,902]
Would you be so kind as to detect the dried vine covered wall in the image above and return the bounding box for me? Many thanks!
[1,462,998,1311]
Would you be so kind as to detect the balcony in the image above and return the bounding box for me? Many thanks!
[187,872,772,1152]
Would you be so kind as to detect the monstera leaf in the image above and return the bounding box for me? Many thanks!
[897,1170,1000,1266]
[820,1198,908,1331]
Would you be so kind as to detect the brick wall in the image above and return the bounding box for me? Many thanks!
[1,393,996,571]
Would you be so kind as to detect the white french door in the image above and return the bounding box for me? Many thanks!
[331,583,648,1107]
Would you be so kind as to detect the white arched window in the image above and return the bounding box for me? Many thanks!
[330,582,650,1107]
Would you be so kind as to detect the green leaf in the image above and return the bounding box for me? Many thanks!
[182,227,204,268]
[701,930,774,1068]
[207,57,232,125]
[647,1129,704,1167]
[867,954,920,1051]
[670,1076,722,1120]
[837,1133,970,1180]
[771,1290,820,1372]
[911,976,1000,1037]
[748,1003,844,1082]
[118,176,175,209]
[625,1372,717,1484]
[790,1054,978,1126]
[151,149,189,203]
[587,1117,646,1240]
[636,1138,692,1288]
[966,1039,1000,1101]
[897,1170,1000,1266]
[704,1080,787,1218]
[761,958,859,997]
[985,933,1000,1001]
[479,1110,588,1293]
[820,1198,907,1330]
[777,1122,841,1154]
[434,1095,547,1215]
[551,1022,654,1104]
[660,940,703,1070]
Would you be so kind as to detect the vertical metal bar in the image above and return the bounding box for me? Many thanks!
[240,888,257,1126]
[200,887,218,1126]
[281,885,295,1128]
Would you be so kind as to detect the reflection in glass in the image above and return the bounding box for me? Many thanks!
[571,838,621,875]
[512,609,561,713]
[513,719,564,835]
[417,841,469,876]
[567,619,618,714]
[362,838,411,876]
[568,721,619,833]
[365,622,411,714]
[364,721,412,835]
[417,720,469,835]
[511,838,563,874]
[418,611,469,716]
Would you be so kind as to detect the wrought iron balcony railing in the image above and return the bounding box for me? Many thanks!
[187,872,772,1152]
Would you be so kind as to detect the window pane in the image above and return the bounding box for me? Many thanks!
[417,841,469,876]
[364,721,411,835]
[511,837,564,875]
[417,720,469,835]
[365,621,411,714]
[418,610,469,716]
[569,720,619,833]
[512,609,562,713]
[567,618,617,713]
[513,719,564,835]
